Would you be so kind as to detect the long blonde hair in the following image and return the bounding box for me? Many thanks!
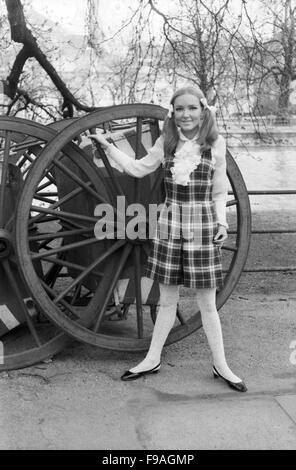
[163,85,218,156]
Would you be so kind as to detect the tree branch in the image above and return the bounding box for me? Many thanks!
[5,46,32,98]
[4,0,100,112]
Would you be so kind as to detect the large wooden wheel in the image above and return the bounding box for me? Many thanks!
[15,104,251,351]
[0,116,121,369]
[0,117,75,370]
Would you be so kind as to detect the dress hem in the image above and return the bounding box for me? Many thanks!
[144,270,223,289]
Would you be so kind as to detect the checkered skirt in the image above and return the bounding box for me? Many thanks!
[145,148,223,288]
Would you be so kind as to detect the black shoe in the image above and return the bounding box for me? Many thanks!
[213,365,247,392]
[121,363,161,381]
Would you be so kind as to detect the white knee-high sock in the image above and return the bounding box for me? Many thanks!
[129,283,179,373]
[197,289,242,383]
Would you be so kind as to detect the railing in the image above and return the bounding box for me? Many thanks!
[229,188,296,273]
[218,116,296,129]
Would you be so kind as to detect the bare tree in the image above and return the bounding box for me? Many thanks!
[240,0,296,119]
[3,0,100,114]
[2,0,294,125]
[144,0,295,124]
[0,0,161,118]
[146,0,247,103]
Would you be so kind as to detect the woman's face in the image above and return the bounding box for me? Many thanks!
[173,93,202,138]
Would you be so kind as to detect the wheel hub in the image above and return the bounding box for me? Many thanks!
[0,229,13,258]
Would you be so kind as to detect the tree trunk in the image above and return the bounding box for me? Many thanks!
[276,72,291,123]
[4,0,99,113]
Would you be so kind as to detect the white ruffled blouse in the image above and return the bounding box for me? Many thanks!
[171,130,203,185]
[99,131,228,228]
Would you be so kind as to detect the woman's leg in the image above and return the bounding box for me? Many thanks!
[196,287,242,383]
[129,283,180,373]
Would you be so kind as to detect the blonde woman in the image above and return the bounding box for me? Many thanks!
[89,86,247,392]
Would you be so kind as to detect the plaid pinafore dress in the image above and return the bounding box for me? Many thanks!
[145,146,223,289]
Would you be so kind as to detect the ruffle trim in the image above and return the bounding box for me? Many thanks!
[171,141,201,186]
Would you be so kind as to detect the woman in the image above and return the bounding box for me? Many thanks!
[89,85,247,392]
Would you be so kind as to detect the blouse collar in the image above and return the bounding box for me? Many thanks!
[178,129,199,142]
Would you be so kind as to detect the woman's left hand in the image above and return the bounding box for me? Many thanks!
[213,225,228,246]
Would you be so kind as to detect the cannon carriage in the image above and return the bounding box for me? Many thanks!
[0,104,251,370]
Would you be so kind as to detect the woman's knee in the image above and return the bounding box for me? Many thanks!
[159,283,180,306]
[196,287,216,310]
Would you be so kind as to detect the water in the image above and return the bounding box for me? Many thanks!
[229,146,296,290]
[230,146,296,213]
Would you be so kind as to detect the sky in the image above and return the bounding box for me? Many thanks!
[27,0,141,35]
[30,0,86,33]
[1,0,274,38]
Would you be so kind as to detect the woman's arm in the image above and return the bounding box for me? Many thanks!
[89,133,164,178]
[211,135,229,230]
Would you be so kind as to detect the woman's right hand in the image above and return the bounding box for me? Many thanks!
[88,133,110,150]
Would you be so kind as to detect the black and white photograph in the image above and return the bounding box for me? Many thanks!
[0,0,295,455]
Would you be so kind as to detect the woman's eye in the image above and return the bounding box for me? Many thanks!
[175,107,198,112]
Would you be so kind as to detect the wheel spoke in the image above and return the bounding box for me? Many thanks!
[44,259,63,287]
[21,151,42,176]
[0,131,11,227]
[17,151,35,169]
[93,243,132,333]
[134,245,144,338]
[134,117,142,202]
[33,195,57,204]
[221,244,237,252]
[70,282,83,306]
[30,183,92,224]
[227,198,238,207]
[11,138,44,154]
[31,235,104,260]
[29,227,93,242]
[30,215,70,225]
[52,158,114,208]
[92,141,126,204]
[30,205,98,224]
[37,179,55,192]
[61,219,89,230]
[125,119,147,157]
[40,280,80,319]
[36,192,59,197]
[52,239,126,304]
[39,167,56,186]
[41,255,104,278]
[33,229,93,251]
[30,216,85,230]
[2,259,42,347]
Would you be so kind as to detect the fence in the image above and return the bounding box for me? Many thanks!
[217,115,296,129]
